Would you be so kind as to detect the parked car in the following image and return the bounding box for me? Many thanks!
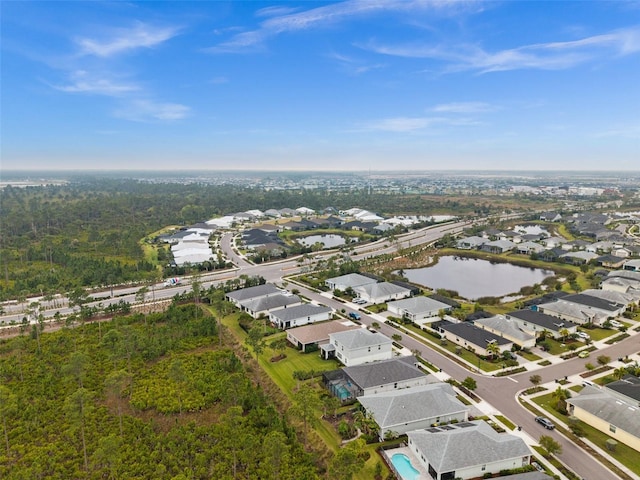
[348,312,361,320]
[578,350,590,358]
[609,320,623,328]
[576,331,590,340]
[535,416,555,429]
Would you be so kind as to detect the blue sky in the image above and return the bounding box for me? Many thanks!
[2,0,639,171]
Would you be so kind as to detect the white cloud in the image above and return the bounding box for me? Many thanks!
[76,22,180,57]
[327,51,386,75]
[431,101,496,113]
[114,99,190,122]
[364,26,640,73]
[362,115,481,132]
[53,70,139,96]
[209,0,466,53]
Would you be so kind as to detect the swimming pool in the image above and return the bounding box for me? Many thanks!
[391,453,420,480]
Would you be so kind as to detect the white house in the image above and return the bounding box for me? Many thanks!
[387,296,453,323]
[358,383,469,440]
[353,282,411,304]
[473,315,536,349]
[406,421,531,480]
[327,328,393,366]
[269,304,333,330]
[238,293,302,318]
[325,273,377,292]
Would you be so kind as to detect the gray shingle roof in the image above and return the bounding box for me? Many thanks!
[239,293,300,312]
[562,293,625,312]
[326,273,378,288]
[508,309,571,332]
[358,383,467,429]
[568,386,640,438]
[354,282,411,298]
[604,375,640,403]
[331,328,392,349]
[226,284,281,301]
[387,296,452,315]
[407,421,531,472]
[473,315,536,342]
[270,303,332,322]
[438,321,511,346]
[343,356,427,389]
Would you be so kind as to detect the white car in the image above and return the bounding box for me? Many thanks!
[576,331,590,340]
[609,320,623,328]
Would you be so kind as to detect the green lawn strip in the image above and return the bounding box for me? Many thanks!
[556,224,576,241]
[219,311,342,450]
[580,327,616,342]
[531,446,580,480]
[404,324,501,372]
[530,393,640,477]
[519,350,542,361]
[495,414,517,431]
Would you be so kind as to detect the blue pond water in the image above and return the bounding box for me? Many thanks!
[391,453,420,480]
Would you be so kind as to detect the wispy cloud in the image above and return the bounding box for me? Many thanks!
[431,101,497,113]
[76,22,180,57]
[208,0,466,53]
[364,26,640,73]
[114,99,190,122]
[327,52,386,75]
[362,115,481,132]
[52,70,139,96]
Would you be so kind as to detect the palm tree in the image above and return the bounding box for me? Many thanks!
[559,328,570,342]
[486,342,500,361]
[612,367,626,380]
[552,386,570,413]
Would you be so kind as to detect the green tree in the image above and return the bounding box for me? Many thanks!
[539,435,562,457]
[486,342,500,360]
[461,376,477,391]
[64,388,95,471]
[327,439,367,480]
[291,383,321,446]
[246,325,266,360]
[552,386,570,413]
[529,374,542,388]
[0,385,17,455]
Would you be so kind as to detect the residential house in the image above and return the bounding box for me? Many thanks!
[498,231,522,243]
[535,293,625,326]
[480,239,516,254]
[473,315,536,349]
[567,386,640,453]
[596,255,626,269]
[269,303,333,330]
[586,241,615,254]
[225,284,281,308]
[456,236,487,250]
[562,239,591,251]
[325,273,378,292]
[354,282,412,304]
[387,296,453,324]
[406,421,531,480]
[358,383,469,440]
[540,212,562,222]
[559,251,598,265]
[324,328,393,366]
[613,247,633,258]
[623,259,640,272]
[542,237,567,249]
[238,293,301,318]
[539,247,566,262]
[508,309,577,340]
[517,241,546,255]
[323,356,431,401]
[296,206,315,216]
[435,321,512,356]
[286,319,360,352]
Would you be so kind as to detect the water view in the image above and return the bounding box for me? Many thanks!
[514,224,549,236]
[297,234,347,249]
[402,256,554,300]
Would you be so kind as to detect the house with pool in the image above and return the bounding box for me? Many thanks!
[357,383,469,441]
[404,420,531,480]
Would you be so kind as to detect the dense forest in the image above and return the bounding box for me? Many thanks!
[0,300,325,479]
[0,176,545,300]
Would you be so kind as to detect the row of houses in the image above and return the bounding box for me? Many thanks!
[225,284,333,328]
[320,354,539,479]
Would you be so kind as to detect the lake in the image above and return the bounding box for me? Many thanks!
[402,256,554,300]
[514,224,549,236]
[297,234,347,249]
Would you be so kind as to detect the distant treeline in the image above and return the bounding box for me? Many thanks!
[0,177,520,299]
